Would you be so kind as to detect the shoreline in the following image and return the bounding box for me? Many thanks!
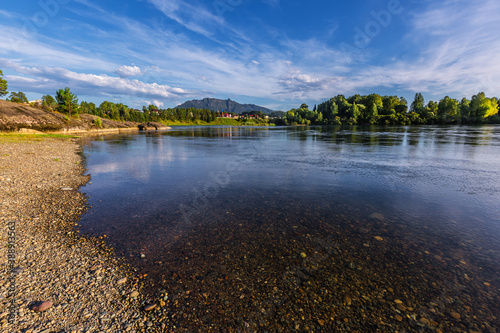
[0,136,150,332]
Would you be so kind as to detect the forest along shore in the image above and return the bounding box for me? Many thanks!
[0,136,150,332]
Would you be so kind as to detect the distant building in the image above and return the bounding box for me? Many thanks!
[29,99,42,107]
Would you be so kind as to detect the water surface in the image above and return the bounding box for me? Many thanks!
[79,125,500,332]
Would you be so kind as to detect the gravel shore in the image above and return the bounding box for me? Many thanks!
[0,136,145,332]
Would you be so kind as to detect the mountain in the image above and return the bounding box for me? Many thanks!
[176,98,275,114]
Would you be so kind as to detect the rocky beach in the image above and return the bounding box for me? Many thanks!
[0,135,149,332]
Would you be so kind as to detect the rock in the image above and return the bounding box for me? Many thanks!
[369,212,384,220]
[117,277,127,284]
[450,311,461,320]
[345,296,352,306]
[61,187,73,191]
[300,252,307,258]
[394,299,403,304]
[143,304,156,311]
[395,314,402,321]
[374,236,384,241]
[31,301,53,312]
[12,267,24,274]
[419,317,430,325]
[317,319,325,326]
[129,291,139,298]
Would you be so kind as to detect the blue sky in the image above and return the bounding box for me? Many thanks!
[1,0,499,110]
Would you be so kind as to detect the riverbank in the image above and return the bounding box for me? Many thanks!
[0,135,150,332]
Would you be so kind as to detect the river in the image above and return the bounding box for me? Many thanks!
[79,125,500,332]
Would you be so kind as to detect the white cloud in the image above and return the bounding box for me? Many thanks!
[368,0,500,97]
[0,59,193,100]
[277,71,341,98]
[147,0,222,37]
[114,65,143,78]
[3,0,499,110]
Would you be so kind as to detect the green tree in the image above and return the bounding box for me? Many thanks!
[347,103,360,122]
[410,93,425,113]
[56,87,79,118]
[8,91,28,104]
[80,101,97,115]
[459,98,470,121]
[468,92,497,121]
[0,69,7,97]
[42,95,57,109]
[437,96,459,120]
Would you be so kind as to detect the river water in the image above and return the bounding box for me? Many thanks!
[79,125,500,332]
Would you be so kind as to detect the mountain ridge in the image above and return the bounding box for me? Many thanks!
[176,98,275,114]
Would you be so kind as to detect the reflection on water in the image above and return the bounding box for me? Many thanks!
[79,125,500,332]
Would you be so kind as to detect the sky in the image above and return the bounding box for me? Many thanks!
[1,0,499,111]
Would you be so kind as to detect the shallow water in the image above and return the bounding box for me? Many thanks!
[79,125,500,332]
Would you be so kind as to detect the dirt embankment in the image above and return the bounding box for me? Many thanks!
[0,100,169,134]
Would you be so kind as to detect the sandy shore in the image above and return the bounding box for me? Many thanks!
[0,136,148,332]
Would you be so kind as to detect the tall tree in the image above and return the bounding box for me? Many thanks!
[410,93,425,113]
[437,96,459,119]
[42,95,57,109]
[8,91,28,103]
[0,69,7,97]
[459,98,471,121]
[56,87,78,118]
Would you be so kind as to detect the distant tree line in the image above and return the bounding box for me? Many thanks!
[1,69,498,126]
[276,93,499,125]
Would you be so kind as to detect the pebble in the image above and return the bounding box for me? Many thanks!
[61,187,73,191]
[130,291,139,298]
[369,212,384,220]
[117,277,127,284]
[143,304,156,311]
[419,317,430,326]
[450,311,461,320]
[12,267,24,274]
[374,236,383,241]
[31,301,53,312]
